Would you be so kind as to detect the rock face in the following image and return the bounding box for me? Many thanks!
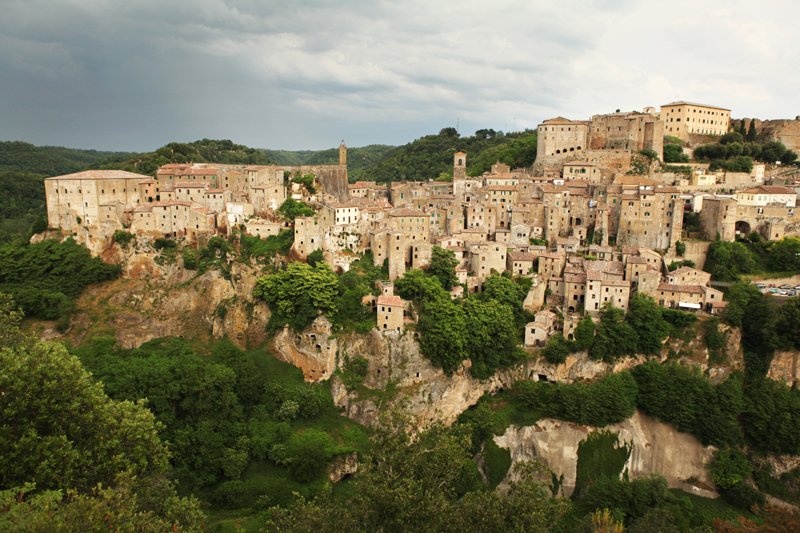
[322,330,521,427]
[272,316,338,381]
[769,351,800,386]
[494,409,718,499]
[39,246,271,350]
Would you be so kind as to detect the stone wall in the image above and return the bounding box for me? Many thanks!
[281,164,349,202]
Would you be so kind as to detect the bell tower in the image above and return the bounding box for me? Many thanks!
[453,152,466,180]
[339,140,347,166]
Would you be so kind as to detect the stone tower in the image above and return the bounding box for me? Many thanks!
[454,152,466,180]
[339,140,347,166]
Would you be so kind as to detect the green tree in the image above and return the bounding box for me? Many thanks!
[429,246,459,290]
[590,303,638,362]
[767,237,800,272]
[573,316,596,352]
[276,198,315,222]
[0,476,202,533]
[627,293,670,355]
[761,141,788,164]
[418,298,468,373]
[709,448,751,490]
[394,269,449,302]
[776,297,800,350]
[306,249,324,268]
[254,261,339,330]
[263,408,569,533]
[464,298,520,378]
[542,333,570,364]
[747,120,757,142]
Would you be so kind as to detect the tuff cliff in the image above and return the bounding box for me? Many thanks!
[35,240,272,349]
[494,410,717,499]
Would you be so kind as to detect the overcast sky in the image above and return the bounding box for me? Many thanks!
[1,0,798,152]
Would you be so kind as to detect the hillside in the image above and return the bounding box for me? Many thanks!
[350,128,538,183]
[261,149,319,166]
[89,138,277,177]
[0,140,132,177]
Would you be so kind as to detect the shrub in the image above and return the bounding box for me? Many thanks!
[113,230,134,248]
[705,317,725,351]
[720,482,766,511]
[153,237,176,250]
[709,448,751,490]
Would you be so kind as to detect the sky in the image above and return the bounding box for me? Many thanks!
[1,0,798,152]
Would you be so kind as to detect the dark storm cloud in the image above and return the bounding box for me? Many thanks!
[0,0,798,152]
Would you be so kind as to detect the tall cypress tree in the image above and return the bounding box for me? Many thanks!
[747,120,757,142]
[740,119,747,136]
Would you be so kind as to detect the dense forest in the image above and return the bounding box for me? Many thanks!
[88,138,276,177]
[348,127,538,183]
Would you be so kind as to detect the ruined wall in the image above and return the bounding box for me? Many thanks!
[534,150,632,176]
[281,165,349,202]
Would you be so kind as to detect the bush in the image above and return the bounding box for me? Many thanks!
[153,237,176,250]
[705,317,725,351]
[542,333,570,364]
[709,448,751,490]
[675,241,686,257]
[720,482,766,511]
[113,230,134,248]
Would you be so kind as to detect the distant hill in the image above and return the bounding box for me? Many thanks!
[0,141,133,177]
[89,139,276,177]
[350,128,538,183]
[260,149,319,166]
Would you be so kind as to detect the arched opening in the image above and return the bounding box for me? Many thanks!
[575,217,582,226]
[570,147,574,152]
[577,146,582,150]
[568,306,575,313]
[334,266,344,275]
[458,158,463,165]
[735,221,751,235]
[568,333,574,340]
[556,149,561,154]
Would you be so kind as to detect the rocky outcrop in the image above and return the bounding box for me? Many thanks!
[494,409,717,499]
[272,316,338,381]
[39,247,271,349]
[769,351,800,386]
[328,451,358,483]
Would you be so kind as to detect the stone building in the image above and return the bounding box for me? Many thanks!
[45,170,149,233]
[377,294,404,333]
[537,117,590,158]
[589,111,664,160]
[525,310,558,347]
[660,101,731,140]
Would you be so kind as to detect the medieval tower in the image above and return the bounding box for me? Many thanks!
[339,141,347,166]
[454,151,466,180]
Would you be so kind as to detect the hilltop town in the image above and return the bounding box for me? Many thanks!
[42,102,800,347]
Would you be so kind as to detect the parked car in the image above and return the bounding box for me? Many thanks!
[780,284,792,289]
[769,288,779,294]
[789,290,797,296]
[780,290,790,296]
[757,283,766,288]
[794,285,800,290]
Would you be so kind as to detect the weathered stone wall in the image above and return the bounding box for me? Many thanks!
[281,165,349,202]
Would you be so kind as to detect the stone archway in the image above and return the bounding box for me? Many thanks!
[735,220,751,235]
